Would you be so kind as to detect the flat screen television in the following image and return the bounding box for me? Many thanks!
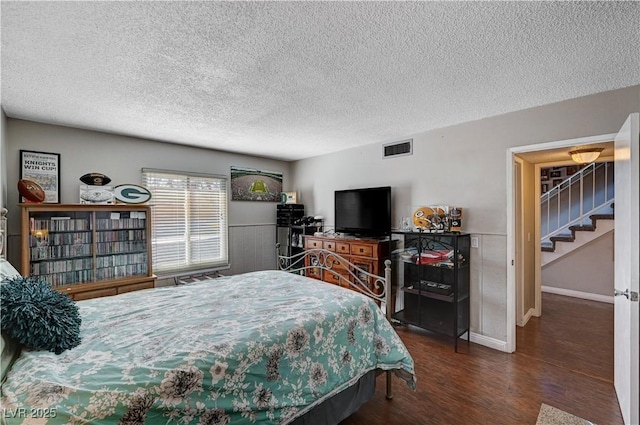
[334,186,391,237]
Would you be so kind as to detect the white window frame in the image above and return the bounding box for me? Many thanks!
[142,168,229,276]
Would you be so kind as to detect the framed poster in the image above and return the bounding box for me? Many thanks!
[20,150,60,203]
[540,168,549,180]
[230,166,283,201]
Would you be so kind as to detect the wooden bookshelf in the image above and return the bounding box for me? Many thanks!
[20,203,155,300]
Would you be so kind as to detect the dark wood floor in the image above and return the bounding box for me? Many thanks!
[341,292,622,425]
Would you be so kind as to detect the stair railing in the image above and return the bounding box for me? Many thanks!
[541,161,614,242]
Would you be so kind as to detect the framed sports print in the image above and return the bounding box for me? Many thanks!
[20,150,60,203]
[230,166,283,201]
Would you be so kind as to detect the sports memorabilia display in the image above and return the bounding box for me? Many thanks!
[77,173,151,205]
[413,206,447,232]
[412,206,463,232]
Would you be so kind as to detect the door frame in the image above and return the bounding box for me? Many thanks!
[506,132,617,352]
[514,158,524,326]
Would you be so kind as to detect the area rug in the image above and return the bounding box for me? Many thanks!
[536,403,596,425]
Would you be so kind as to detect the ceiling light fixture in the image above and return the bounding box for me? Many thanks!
[569,147,604,164]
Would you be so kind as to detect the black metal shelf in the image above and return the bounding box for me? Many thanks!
[393,231,471,352]
[393,309,453,336]
[402,285,453,302]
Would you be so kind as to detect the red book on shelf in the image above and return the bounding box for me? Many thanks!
[413,250,453,264]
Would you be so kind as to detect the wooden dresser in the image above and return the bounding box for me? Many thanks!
[303,235,390,292]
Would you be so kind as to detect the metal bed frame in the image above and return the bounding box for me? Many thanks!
[276,243,395,399]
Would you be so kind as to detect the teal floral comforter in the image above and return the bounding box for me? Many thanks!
[1,270,415,424]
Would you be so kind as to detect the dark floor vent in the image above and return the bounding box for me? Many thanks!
[383,139,413,158]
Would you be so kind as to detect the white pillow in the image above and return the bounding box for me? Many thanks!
[0,258,20,281]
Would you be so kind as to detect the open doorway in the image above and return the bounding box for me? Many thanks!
[506,132,617,353]
[508,115,640,423]
[513,143,616,384]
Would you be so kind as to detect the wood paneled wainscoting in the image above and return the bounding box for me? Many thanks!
[228,224,276,275]
[342,292,622,425]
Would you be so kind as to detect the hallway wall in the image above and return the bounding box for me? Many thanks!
[542,232,614,299]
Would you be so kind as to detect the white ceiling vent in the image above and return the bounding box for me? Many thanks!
[383,139,413,158]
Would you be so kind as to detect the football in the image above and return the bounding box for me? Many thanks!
[18,179,46,203]
[79,173,111,186]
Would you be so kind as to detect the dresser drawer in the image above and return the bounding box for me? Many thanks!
[305,238,323,249]
[323,269,342,285]
[325,258,350,286]
[323,269,350,288]
[351,243,373,257]
[304,256,323,279]
[336,243,350,255]
[323,241,336,251]
[306,267,322,280]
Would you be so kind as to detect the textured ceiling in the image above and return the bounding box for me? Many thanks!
[1,1,639,161]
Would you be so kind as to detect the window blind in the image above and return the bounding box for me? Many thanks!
[142,169,228,273]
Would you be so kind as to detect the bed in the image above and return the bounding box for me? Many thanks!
[0,252,415,424]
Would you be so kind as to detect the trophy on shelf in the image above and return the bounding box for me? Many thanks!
[449,207,463,233]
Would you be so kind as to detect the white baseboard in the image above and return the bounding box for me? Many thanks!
[542,285,614,304]
[521,307,535,326]
[469,332,510,353]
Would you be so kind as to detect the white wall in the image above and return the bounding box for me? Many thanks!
[5,119,291,275]
[542,232,614,298]
[291,85,640,348]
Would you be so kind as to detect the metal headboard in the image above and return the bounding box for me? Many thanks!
[276,243,393,321]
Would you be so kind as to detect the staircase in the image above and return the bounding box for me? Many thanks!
[541,162,614,267]
[542,212,614,252]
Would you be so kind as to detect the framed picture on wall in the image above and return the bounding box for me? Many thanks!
[541,168,549,180]
[550,170,562,178]
[541,183,549,193]
[552,179,563,187]
[566,166,578,175]
[230,166,283,202]
[20,150,60,203]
